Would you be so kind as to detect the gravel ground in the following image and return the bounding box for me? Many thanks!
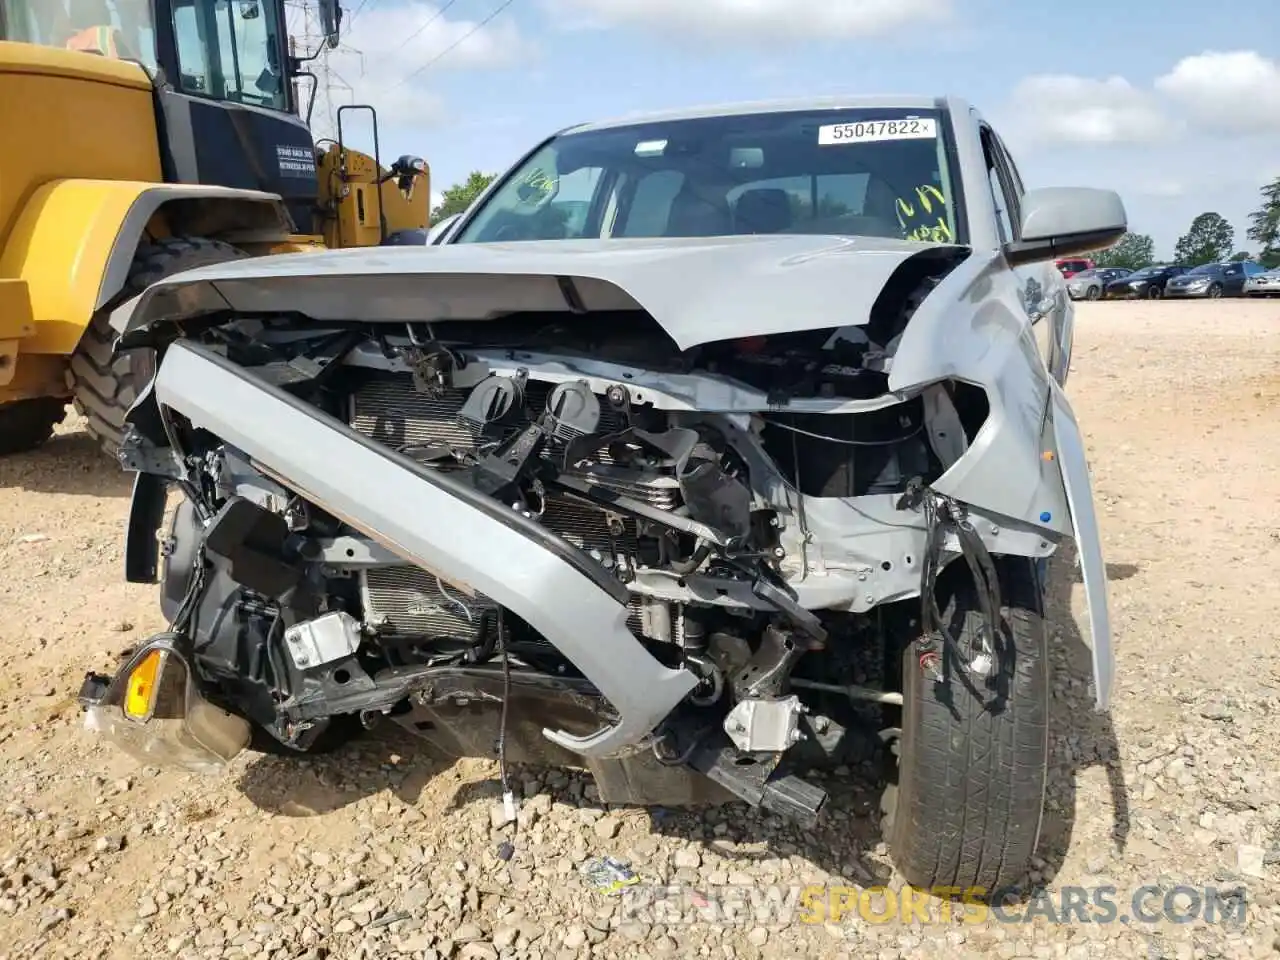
[0,300,1277,960]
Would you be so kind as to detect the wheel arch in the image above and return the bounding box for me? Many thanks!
[0,179,294,358]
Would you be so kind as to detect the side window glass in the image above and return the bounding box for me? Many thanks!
[545,166,604,238]
[990,138,1022,236]
[621,170,685,237]
[981,131,1015,245]
[171,4,210,93]
[171,0,286,109]
[993,130,1027,199]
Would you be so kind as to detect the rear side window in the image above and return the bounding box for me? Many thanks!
[1,0,157,67]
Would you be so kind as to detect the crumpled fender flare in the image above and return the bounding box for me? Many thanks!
[1047,379,1114,711]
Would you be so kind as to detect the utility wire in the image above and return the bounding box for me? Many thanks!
[345,0,376,27]
[389,0,517,90]
[392,0,463,51]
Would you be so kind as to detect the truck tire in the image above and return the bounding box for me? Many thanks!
[67,237,249,459]
[882,556,1049,895]
[0,397,69,455]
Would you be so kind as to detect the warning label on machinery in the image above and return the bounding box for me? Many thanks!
[276,144,317,178]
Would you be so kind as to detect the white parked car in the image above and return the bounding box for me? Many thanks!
[1244,267,1280,297]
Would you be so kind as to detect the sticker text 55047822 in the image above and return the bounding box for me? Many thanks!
[819,117,937,145]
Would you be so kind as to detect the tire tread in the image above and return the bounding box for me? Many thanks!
[887,558,1049,894]
[66,237,248,458]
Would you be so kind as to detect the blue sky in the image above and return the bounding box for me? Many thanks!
[303,0,1280,259]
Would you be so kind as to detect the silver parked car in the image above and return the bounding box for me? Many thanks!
[1067,266,1131,300]
[1244,267,1280,297]
[88,95,1121,894]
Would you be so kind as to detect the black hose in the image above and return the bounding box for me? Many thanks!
[916,486,1004,676]
[668,542,711,575]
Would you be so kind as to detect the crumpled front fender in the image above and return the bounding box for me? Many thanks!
[1046,379,1114,711]
[888,256,1072,539]
[888,252,1113,710]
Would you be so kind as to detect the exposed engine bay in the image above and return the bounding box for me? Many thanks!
[85,239,1086,827]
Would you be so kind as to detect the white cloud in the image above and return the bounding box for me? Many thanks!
[1135,179,1187,198]
[1154,50,1280,134]
[308,1,533,136]
[543,0,952,43]
[1005,74,1175,145]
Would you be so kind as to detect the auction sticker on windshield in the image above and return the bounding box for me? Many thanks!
[819,118,937,144]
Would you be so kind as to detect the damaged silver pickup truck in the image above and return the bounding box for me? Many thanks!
[81,96,1119,892]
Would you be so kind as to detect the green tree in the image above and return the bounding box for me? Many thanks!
[1094,231,1155,270]
[1173,212,1234,266]
[1246,175,1280,267]
[432,171,497,221]
[1228,250,1252,262]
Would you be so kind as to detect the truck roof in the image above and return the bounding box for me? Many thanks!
[562,95,968,134]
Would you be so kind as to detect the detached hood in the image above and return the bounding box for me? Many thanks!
[113,235,966,351]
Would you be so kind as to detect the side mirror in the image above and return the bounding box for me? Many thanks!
[318,0,342,49]
[1005,187,1126,267]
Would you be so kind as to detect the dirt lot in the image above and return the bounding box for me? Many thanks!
[0,300,1277,960]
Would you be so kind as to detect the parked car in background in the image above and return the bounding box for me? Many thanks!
[1067,266,1131,300]
[1165,260,1267,298]
[1103,263,1188,299]
[1244,267,1280,297]
[1055,256,1095,278]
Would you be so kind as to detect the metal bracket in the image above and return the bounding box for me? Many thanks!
[283,611,362,669]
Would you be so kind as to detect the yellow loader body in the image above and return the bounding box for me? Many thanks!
[0,32,428,453]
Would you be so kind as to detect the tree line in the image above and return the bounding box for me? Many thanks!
[1095,177,1280,271]
[429,171,1280,273]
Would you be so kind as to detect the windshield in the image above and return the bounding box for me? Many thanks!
[0,0,157,68]
[452,108,962,245]
[1071,269,1098,279]
[1185,263,1221,276]
[1127,267,1159,278]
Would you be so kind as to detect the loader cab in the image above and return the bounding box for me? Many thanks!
[0,0,329,232]
[154,0,321,230]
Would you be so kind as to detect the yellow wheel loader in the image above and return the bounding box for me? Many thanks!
[0,0,430,459]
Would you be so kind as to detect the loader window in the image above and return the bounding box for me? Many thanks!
[171,0,288,111]
[0,0,157,69]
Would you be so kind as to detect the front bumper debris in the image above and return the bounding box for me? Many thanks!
[78,634,251,774]
[149,341,700,759]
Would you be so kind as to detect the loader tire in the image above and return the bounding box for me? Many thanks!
[881,556,1049,896]
[67,237,249,460]
[0,397,69,455]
